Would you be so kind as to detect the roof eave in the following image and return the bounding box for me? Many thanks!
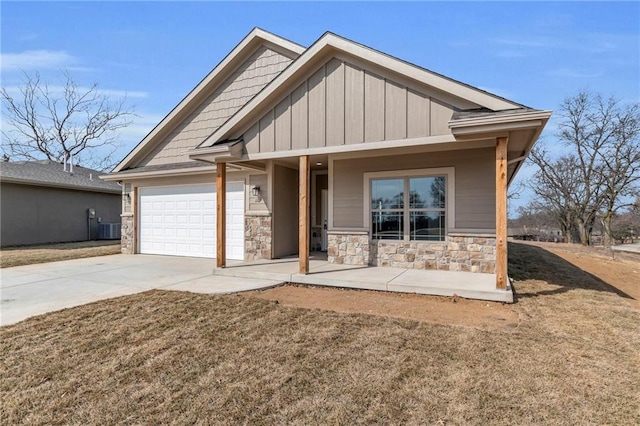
[188,140,244,163]
[100,165,219,181]
[0,177,121,194]
[449,110,552,132]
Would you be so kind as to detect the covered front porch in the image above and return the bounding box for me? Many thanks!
[212,253,513,303]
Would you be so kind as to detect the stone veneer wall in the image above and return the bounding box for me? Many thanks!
[327,232,370,265]
[245,214,272,261]
[120,183,134,254]
[327,231,496,273]
[121,214,135,254]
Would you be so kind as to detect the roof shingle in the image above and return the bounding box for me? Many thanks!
[0,160,121,193]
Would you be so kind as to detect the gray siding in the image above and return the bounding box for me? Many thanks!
[272,165,299,258]
[243,58,456,154]
[1,183,121,246]
[248,174,268,212]
[142,46,294,166]
[332,148,495,229]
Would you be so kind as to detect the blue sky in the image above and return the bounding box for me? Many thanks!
[2,1,639,214]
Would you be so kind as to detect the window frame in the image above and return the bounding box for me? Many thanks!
[364,167,455,242]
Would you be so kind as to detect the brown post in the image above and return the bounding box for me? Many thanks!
[496,136,508,289]
[216,162,226,268]
[299,155,310,274]
[132,186,138,254]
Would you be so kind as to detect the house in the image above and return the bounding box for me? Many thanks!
[102,28,550,296]
[1,160,122,246]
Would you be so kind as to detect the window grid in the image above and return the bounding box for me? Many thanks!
[370,175,446,242]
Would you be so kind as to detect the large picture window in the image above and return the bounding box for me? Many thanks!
[369,171,451,241]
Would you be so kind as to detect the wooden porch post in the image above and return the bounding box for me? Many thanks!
[132,186,138,254]
[496,136,508,289]
[299,155,310,274]
[216,162,226,268]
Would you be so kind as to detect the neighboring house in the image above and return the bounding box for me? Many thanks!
[1,160,122,246]
[103,28,550,291]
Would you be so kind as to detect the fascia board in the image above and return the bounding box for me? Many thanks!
[449,110,553,129]
[203,33,527,147]
[451,119,543,136]
[100,165,218,181]
[188,141,243,163]
[449,111,551,136]
[508,114,551,183]
[1,178,121,194]
[227,134,460,163]
[112,28,304,173]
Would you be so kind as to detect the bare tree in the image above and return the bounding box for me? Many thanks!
[1,70,134,171]
[528,149,584,244]
[596,101,640,247]
[527,91,639,246]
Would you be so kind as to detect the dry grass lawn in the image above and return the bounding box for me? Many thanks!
[1,242,639,424]
[0,241,121,268]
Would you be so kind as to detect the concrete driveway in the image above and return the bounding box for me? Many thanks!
[0,254,281,326]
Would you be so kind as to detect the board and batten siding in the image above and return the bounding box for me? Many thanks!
[244,58,455,154]
[141,46,294,166]
[332,148,496,230]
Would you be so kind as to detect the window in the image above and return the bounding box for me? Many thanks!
[367,169,453,242]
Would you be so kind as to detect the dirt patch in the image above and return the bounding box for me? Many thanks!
[1,242,639,424]
[515,241,640,308]
[0,240,121,268]
[245,241,639,327]
[245,285,518,330]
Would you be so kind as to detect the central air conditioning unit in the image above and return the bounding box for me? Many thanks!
[99,223,121,240]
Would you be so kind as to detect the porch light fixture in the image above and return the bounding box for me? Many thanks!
[316,162,322,166]
[251,185,260,197]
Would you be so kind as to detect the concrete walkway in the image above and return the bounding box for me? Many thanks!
[215,257,513,303]
[0,254,281,326]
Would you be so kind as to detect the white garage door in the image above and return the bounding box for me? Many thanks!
[138,183,244,259]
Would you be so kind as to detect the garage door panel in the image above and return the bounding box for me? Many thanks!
[139,183,244,259]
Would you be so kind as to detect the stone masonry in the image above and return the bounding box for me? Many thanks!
[328,232,496,273]
[245,214,272,261]
[327,232,370,265]
[120,214,135,254]
[120,183,134,254]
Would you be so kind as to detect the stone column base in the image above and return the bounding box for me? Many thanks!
[327,231,370,265]
[120,214,135,254]
[245,214,272,261]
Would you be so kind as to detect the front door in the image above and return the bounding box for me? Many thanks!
[321,189,328,251]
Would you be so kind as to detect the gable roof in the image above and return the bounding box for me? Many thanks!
[196,31,526,149]
[1,160,121,194]
[112,28,305,173]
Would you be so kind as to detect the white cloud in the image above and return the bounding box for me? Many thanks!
[494,50,528,59]
[101,89,148,99]
[117,112,166,142]
[2,85,148,99]
[489,37,551,48]
[544,68,603,79]
[1,50,77,71]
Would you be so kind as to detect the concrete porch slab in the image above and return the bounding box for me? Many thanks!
[213,258,513,303]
